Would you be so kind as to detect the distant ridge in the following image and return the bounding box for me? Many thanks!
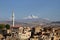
[51,21,60,24]
[16,18,51,25]
[0,17,52,26]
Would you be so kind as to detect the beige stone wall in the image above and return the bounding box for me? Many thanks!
[0,34,3,39]
[35,26,42,34]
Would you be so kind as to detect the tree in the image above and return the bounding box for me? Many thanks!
[5,24,10,29]
[0,24,5,29]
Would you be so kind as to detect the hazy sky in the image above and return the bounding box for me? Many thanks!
[0,0,60,21]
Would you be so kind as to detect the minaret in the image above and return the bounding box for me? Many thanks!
[12,11,15,27]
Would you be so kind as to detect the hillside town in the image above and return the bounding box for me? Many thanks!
[0,24,60,40]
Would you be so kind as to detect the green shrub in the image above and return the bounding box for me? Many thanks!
[5,24,10,29]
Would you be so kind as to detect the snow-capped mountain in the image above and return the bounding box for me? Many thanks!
[0,15,51,25]
[23,15,39,19]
